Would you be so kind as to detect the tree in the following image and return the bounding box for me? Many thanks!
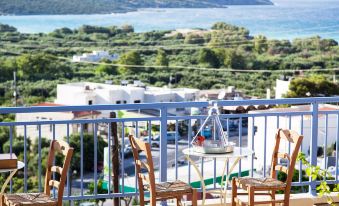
[16,53,69,80]
[0,24,17,32]
[211,22,239,31]
[184,34,204,44]
[254,35,268,54]
[223,49,245,69]
[120,24,134,33]
[155,49,169,67]
[118,51,143,74]
[0,127,10,153]
[95,59,118,75]
[198,48,219,68]
[286,75,339,98]
[68,133,107,173]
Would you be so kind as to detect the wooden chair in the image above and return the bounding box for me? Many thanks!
[231,129,303,206]
[129,135,197,206]
[3,140,74,206]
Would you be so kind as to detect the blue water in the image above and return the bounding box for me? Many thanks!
[0,0,338,40]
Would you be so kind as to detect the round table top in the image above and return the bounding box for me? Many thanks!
[182,147,254,159]
[0,161,25,173]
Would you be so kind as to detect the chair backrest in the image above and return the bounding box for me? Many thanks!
[129,135,156,200]
[44,140,74,206]
[270,129,303,191]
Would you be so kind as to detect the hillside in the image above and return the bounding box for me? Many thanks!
[0,0,273,15]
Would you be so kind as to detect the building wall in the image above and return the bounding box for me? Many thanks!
[56,84,96,105]
[16,112,74,140]
[275,79,290,99]
[55,83,199,116]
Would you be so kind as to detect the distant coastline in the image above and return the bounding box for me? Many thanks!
[0,0,272,15]
[0,1,337,41]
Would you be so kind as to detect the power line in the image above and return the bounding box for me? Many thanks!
[2,48,338,74]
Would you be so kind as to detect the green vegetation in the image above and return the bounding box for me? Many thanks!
[0,0,272,15]
[0,22,338,106]
[286,75,339,98]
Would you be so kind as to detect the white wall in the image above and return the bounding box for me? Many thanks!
[275,79,290,99]
[56,84,96,105]
[16,112,74,140]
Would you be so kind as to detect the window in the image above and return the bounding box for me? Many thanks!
[134,100,141,103]
[88,100,93,105]
[123,100,127,104]
[116,101,121,104]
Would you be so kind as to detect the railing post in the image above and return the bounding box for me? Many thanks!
[159,106,168,182]
[309,102,318,195]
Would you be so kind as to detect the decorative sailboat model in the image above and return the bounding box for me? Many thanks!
[191,103,235,154]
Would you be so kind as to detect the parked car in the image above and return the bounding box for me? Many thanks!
[152,132,181,147]
[141,135,152,143]
[151,135,160,147]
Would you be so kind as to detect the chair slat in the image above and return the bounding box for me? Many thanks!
[51,166,63,175]
[277,152,290,161]
[138,173,150,183]
[49,180,60,189]
[275,165,289,174]
[53,140,71,156]
[136,160,150,171]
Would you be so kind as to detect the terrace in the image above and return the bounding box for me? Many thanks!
[1,97,339,205]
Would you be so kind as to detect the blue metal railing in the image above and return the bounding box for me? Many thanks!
[0,97,339,201]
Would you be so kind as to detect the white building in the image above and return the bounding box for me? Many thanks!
[199,86,251,101]
[275,78,291,99]
[72,51,118,62]
[248,104,339,173]
[55,82,199,115]
[16,103,101,140]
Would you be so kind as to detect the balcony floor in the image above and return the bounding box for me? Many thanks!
[101,192,339,206]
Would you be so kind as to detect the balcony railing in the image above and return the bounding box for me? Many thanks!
[0,97,339,203]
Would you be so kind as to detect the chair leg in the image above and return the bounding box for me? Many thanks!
[176,197,182,206]
[231,177,237,206]
[248,186,254,206]
[0,194,3,206]
[284,194,289,206]
[271,190,276,206]
[192,189,197,206]
[149,196,156,206]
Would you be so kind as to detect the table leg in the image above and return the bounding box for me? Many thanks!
[185,155,206,206]
[218,158,229,204]
[222,157,241,204]
[0,169,18,206]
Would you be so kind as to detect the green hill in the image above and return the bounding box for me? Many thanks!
[0,0,273,15]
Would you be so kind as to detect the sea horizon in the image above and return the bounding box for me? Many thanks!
[0,0,338,41]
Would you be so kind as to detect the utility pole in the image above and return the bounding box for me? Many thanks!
[110,112,120,206]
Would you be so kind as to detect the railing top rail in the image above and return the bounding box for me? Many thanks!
[0,97,339,114]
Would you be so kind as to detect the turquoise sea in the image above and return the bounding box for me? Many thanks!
[0,0,338,40]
